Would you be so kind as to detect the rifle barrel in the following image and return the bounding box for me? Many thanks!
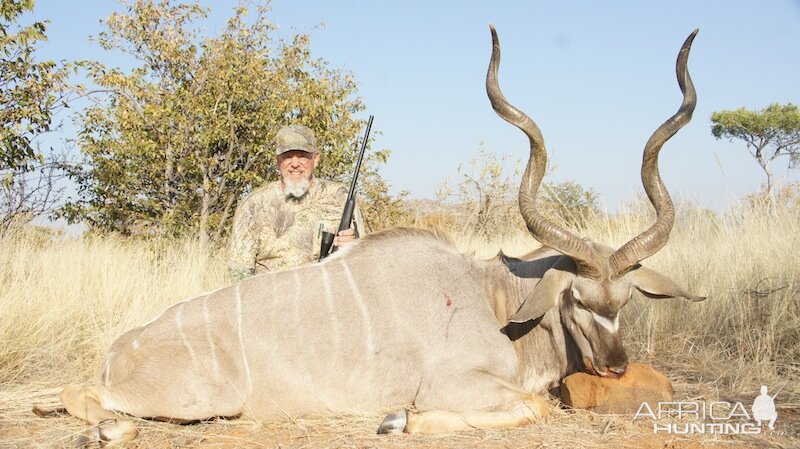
[347,115,374,200]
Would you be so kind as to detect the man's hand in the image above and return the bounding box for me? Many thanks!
[333,227,357,248]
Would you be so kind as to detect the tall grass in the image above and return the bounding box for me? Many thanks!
[607,202,798,397]
[0,231,229,386]
[1,201,798,401]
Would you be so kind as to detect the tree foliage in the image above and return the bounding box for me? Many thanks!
[356,148,411,231]
[436,144,522,237]
[0,0,66,173]
[711,103,800,197]
[540,180,600,229]
[60,0,384,246]
[1,0,69,231]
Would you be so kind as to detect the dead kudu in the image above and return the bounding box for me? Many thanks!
[36,26,704,442]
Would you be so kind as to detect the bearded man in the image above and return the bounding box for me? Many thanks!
[228,124,365,281]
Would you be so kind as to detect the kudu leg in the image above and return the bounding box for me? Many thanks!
[376,315,547,434]
[403,394,548,434]
[59,385,138,443]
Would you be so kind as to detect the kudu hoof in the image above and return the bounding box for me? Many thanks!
[75,419,138,447]
[74,425,104,448]
[377,410,407,434]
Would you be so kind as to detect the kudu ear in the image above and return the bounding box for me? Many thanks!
[509,266,574,323]
[628,266,706,302]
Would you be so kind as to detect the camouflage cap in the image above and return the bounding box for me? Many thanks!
[275,124,318,155]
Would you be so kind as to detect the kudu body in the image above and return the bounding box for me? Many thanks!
[43,26,704,442]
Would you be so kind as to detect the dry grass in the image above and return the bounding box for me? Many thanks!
[3,383,790,449]
[1,201,798,447]
[0,231,229,386]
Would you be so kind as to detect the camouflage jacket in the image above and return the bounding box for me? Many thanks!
[228,179,365,281]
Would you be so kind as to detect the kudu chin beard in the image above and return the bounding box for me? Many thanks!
[283,177,311,200]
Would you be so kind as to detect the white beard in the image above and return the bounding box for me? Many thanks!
[283,177,311,199]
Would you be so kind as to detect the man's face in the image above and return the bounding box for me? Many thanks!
[277,150,319,198]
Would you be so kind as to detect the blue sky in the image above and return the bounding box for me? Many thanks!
[30,0,800,210]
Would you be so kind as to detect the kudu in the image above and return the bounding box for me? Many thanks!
[38,26,704,442]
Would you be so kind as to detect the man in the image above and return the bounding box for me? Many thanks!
[228,124,365,281]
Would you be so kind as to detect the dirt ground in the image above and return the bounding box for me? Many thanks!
[1,383,797,449]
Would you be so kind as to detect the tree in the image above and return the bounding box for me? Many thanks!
[540,180,599,229]
[1,0,67,171]
[436,145,600,236]
[1,0,68,230]
[60,0,383,247]
[1,152,69,232]
[436,144,522,237]
[711,103,800,198]
[357,149,411,231]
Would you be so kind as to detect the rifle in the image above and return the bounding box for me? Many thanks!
[770,383,786,400]
[318,115,374,261]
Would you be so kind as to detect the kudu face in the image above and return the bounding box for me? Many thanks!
[486,25,704,378]
[562,275,629,376]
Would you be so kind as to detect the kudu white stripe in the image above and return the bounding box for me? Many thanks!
[341,260,375,354]
[235,283,252,394]
[202,295,222,380]
[592,312,620,332]
[102,353,114,387]
[319,264,341,348]
[175,302,199,368]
